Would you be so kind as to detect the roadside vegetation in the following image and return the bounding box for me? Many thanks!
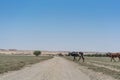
[33,51,41,56]
[0,55,53,74]
[64,56,120,80]
[85,53,106,57]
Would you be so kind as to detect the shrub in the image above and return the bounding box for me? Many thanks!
[33,51,41,56]
[58,53,64,56]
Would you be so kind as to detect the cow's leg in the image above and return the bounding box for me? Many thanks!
[73,56,75,61]
[81,53,85,62]
[113,57,116,62]
[118,57,120,61]
[78,56,81,61]
[111,57,113,62]
[82,57,85,62]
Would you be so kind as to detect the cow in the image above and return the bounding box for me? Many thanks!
[106,52,120,62]
[68,52,85,62]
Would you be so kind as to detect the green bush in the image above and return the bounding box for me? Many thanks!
[33,51,41,56]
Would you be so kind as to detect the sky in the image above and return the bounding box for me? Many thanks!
[0,0,120,52]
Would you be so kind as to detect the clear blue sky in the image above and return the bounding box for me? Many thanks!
[0,0,120,52]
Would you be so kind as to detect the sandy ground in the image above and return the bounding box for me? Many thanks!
[0,57,116,80]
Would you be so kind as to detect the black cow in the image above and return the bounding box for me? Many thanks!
[68,52,85,62]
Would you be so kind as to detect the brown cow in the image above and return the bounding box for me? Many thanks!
[106,52,120,62]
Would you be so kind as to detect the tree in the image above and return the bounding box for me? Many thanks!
[33,51,41,56]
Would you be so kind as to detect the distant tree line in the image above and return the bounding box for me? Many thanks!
[84,53,106,57]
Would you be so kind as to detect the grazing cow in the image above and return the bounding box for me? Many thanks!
[106,52,120,62]
[68,52,85,62]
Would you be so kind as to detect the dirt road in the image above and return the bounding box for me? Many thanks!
[0,57,116,80]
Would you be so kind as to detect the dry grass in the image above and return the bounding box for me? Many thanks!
[0,55,53,73]
[64,56,120,80]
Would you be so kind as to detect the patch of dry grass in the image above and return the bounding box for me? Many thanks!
[0,55,53,73]
[64,56,120,80]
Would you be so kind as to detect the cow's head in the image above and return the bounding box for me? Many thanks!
[106,52,111,57]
